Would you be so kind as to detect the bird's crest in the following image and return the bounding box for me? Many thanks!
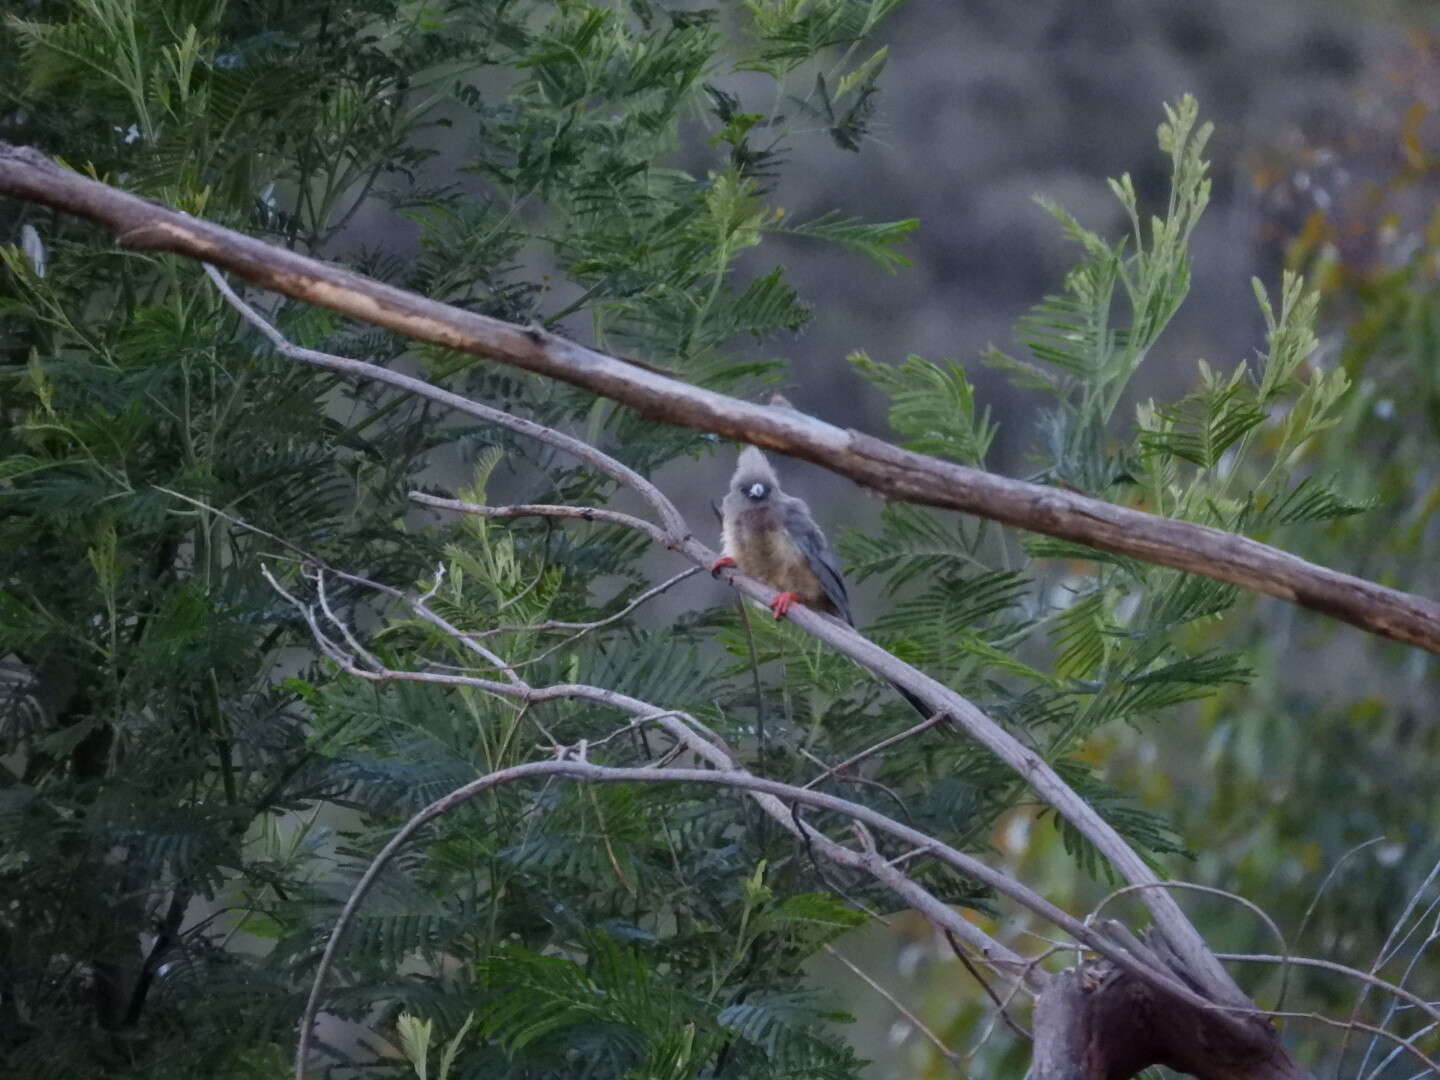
[732,445,779,489]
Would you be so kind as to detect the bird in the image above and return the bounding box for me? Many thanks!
[712,445,850,622]
[711,443,934,719]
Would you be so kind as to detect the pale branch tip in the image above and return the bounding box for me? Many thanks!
[1,142,1438,652]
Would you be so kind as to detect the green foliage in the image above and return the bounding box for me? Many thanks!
[840,503,988,588]
[0,0,912,1076]
[984,96,1215,492]
[3,0,1396,1070]
[844,94,1418,1074]
[844,94,1352,912]
[1092,60,1440,1069]
[850,351,995,463]
[396,1008,476,1080]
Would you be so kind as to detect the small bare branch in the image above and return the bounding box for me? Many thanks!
[1217,953,1440,1029]
[439,567,699,641]
[803,713,946,790]
[820,942,964,1067]
[409,493,671,548]
[201,262,689,538]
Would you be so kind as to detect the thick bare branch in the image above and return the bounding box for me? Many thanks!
[3,142,1437,651]
[186,268,1248,1013]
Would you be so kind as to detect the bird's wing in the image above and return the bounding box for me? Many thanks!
[781,495,853,625]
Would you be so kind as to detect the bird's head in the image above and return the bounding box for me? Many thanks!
[731,445,779,503]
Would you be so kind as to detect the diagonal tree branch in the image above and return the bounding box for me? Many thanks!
[417,491,1256,1010]
[2,141,1438,652]
[198,269,1256,1015]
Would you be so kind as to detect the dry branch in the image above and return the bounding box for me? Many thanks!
[200,270,1263,1027]
[3,141,1439,651]
[282,753,1293,1080]
[420,491,1257,1011]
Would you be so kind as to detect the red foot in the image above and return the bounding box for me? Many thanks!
[769,591,801,619]
[710,555,736,577]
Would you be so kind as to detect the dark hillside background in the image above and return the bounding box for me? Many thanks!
[765,0,1395,464]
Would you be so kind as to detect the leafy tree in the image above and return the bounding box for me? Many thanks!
[1084,43,1440,1074]
[5,3,1435,1079]
[1,1,910,1076]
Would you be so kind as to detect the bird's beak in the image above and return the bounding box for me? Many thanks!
[747,483,767,499]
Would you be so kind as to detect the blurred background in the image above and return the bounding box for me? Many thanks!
[754,0,1408,475]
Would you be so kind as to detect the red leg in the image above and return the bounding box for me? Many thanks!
[769,591,801,618]
[710,555,736,577]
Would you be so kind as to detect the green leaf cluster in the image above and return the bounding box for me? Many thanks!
[842,95,1364,948]
[0,1,913,1076]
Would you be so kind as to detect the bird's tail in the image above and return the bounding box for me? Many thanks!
[893,681,935,720]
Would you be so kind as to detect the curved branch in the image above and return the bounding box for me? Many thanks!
[198,263,1247,1012]
[415,491,1247,1003]
[291,760,1274,1080]
[3,141,1437,651]
[201,265,688,539]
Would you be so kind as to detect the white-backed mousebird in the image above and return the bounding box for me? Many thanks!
[711,444,934,719]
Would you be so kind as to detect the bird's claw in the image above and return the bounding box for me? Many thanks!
[769,591,800,619]
[710,555,736,578]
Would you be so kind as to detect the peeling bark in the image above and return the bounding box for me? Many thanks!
[1033,965,1303,1080]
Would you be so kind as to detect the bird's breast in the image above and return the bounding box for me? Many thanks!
[723,505,827,606]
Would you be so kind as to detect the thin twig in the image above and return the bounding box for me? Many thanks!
[803,713,945,790]
[1257,1007,1440,1075]
[440,567,699,640]
[820,942,966,1069]
[945,929,1033,1042]
[1215,953,1440,1029]
[1293,836,1385,953]
[1340,854,1440,1076]
[409,493,669,547]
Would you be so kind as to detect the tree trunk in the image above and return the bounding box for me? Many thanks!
[1032,964,1305,1080]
